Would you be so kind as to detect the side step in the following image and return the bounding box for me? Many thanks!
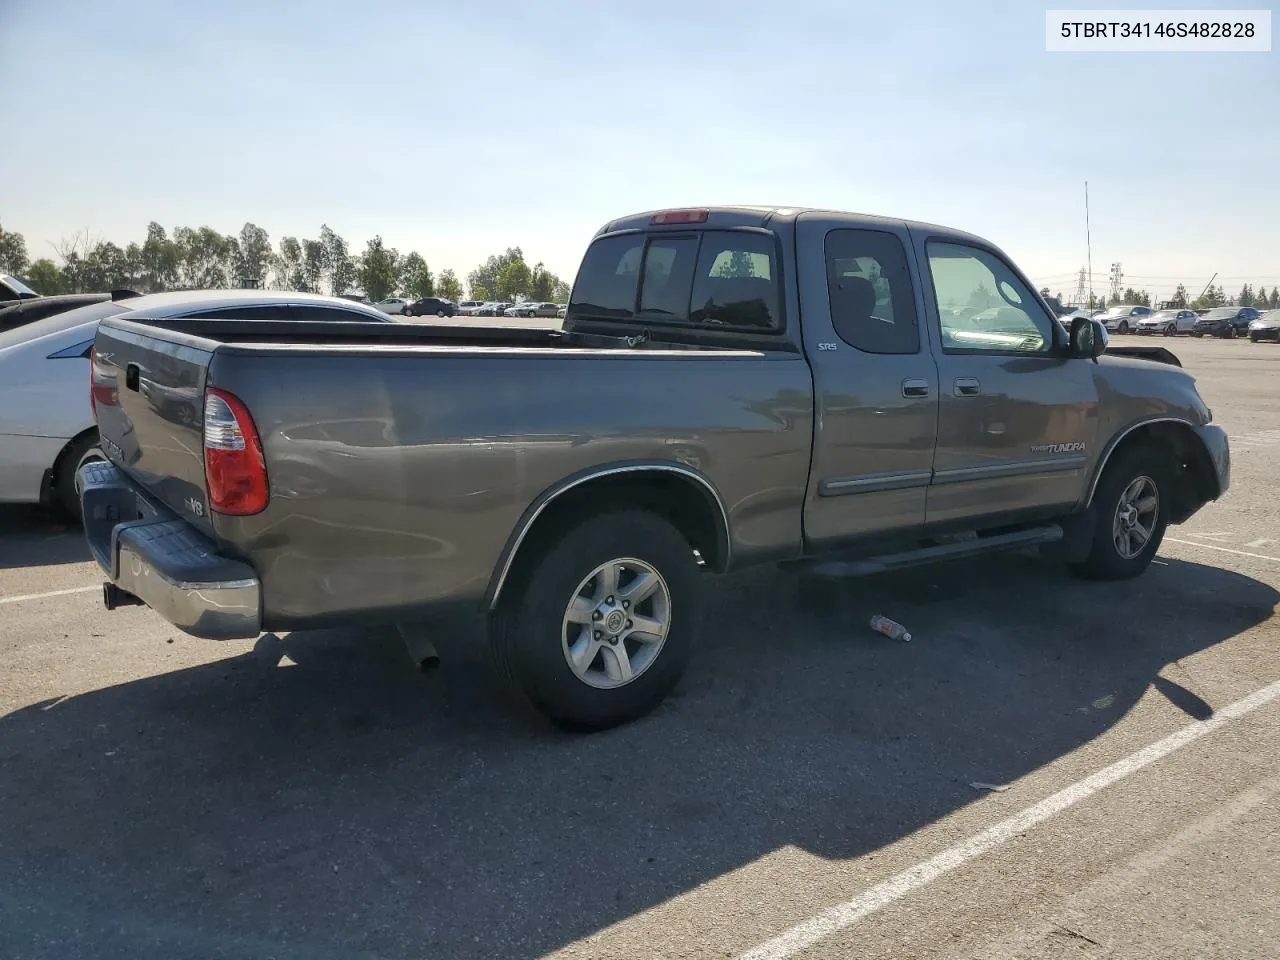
[799,524,1064,578]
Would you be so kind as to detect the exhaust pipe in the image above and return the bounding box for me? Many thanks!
[102,582,144,611]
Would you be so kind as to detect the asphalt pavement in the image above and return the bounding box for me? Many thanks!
[1,334,1277,959]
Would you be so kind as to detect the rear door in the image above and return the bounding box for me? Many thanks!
[910,233,1100,527]
[796,216,939,547]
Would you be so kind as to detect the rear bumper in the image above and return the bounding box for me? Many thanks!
[78,461,262,640]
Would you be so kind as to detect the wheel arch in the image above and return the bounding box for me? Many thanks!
[1085,418,1219,524]
[486,462,731,611]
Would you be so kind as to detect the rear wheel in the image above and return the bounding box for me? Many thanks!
[1252,332,1260,343]
[436,309,446,317]
[1069,445,1168,580]
[489,510,702,731]
[56,431,105,522]
[1118,320,1129,334]
[1226,326,1237,339]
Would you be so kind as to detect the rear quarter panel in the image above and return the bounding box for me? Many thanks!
[207,346,814,629]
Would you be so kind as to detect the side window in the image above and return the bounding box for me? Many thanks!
[186,305,293,322]
[289,305,384,322]
[689,231,780,329]
[639,235,698,320]
[824,229,919,354]
[568,234,645,319]
[926,242,1053,354]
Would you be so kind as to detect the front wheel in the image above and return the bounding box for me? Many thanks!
[1069,445,1168,580]
[489,510,703,731]
[1252,333,1260,343]
[1165,323,1177,336]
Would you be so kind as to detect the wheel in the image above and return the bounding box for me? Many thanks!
[489,510,703,731]
[1069,445,1169,580]
[1118,320,1129,334]
[1252,333,1260,343]
[1225,326,1237,339]
[1164,323,1176,336]
[436,310,446,318]
[56,431,106,522]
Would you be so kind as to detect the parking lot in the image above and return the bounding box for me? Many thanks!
[1,334,1278,960]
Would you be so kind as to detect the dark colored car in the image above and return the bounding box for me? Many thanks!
[404,297,457,318]
[0,289,143,334]
[1192,306,1259,339]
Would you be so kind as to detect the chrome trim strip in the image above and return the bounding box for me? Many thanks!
[488,463,732,610]
[932,455,1088,485]
[1083,416,1195,507]
[819,470,933,496]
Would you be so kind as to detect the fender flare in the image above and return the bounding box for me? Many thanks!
[1083,416,1197,508]
[485,461,731,610]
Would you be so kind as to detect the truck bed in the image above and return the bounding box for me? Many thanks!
[90,315,814,630]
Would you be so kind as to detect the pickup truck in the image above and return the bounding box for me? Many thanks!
[79,205,1230,731]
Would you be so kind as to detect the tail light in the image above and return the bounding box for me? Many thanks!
[649,208,709,225]
[203,387,269,515]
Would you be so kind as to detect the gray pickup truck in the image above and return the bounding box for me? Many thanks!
[80,206,1230,730]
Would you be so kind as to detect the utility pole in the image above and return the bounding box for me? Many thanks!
[1084,181,1093,308]
[1073,267,1088,308]
[1198,272,1218,306]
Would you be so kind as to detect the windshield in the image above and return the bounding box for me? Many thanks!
[1152,310,1179,318]
[1101,305,1131,315]
[0,300,129,351]
[1202,308,1237,319]
[1,274,39,297]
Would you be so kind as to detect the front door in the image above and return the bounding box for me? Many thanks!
[798,217,940,548]
[910,233,1100,527]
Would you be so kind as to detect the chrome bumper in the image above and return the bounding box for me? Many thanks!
[78,461,262,640]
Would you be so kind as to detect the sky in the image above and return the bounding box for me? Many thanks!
[1,0,1277,303]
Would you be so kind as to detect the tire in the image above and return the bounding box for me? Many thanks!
[489,509,703,731]
[1118,320,1129,334]
[1164,323,1176,337]
[56,431,106,522]
[1251,333,1260,343]
[1069,445,1169,581]
[1226,327,1237,339]
[436,310,445,318]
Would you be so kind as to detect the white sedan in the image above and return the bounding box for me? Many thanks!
[0,290,390,520]
[1136,308,1199,336]
[374,297,412,315]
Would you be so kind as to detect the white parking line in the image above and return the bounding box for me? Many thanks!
[0,585,99,606]
[736,676,1280,960]
[1165,538,1280,565]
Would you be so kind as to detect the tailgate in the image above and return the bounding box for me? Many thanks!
[92,319,217,537]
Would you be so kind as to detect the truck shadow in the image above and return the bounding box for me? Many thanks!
[0,553,1274,959]
[0,505,91,569]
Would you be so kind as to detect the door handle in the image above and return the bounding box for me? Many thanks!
[953,377,981,397]
[901,378,930,398]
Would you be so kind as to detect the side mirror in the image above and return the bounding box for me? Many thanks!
[1070,316,1108,361]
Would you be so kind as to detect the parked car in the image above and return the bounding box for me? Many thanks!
[1192,306,1260,339]
[1248,309,1280,342]
[0,290,391,521]
[457,300,486,316]
[556,304,568,319]
[505,302,556,317]
[488,301,513,317]
[1094,304,1151,334]
[472,302,499,316]
[374,297,413,315]
[404,297,457,318]
[1136,308,1199,337]
[338,294,373,304]
[80,205,1228,732]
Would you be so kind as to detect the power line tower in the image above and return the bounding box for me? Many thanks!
[1108,262,1124,302]
[1072,267,1088,308]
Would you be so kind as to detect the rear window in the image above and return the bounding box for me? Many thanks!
[570,229,781,331]
[0,300,129,351]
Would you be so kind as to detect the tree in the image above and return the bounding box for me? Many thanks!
[468,247,526,302]
[551,279,571,303]
[1239,284,1255,307]
[319,225,353,295]
[1171,283,1188,307]
[24,258,62,294]
[0,223,30,275]
[140,222,180,292]
[436,268,462,302]
[272,237,305,291]
[300,237,328,293]
[1271,288,1280,309]
[496,257,532,300]
[235,222,272,289]
[398,251,434,299]
[173,226,234,289]
[357,236,398,302]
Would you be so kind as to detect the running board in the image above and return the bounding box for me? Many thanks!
[802,524,1064,578]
